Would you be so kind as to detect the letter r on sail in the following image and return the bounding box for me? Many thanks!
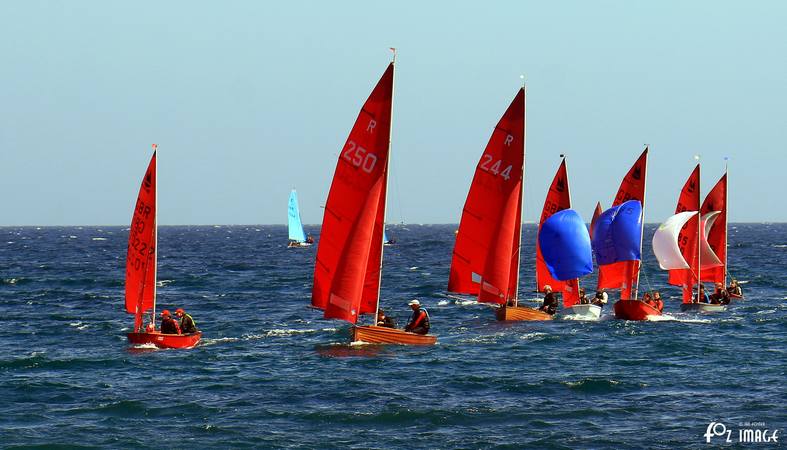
[504,134,513,146]
[367,119,376,133]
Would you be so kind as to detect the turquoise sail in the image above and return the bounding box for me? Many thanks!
[288,190,307,243]
[383,229,389,244]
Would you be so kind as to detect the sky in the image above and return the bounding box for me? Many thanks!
[1,0,785,225]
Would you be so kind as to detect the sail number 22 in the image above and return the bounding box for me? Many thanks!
[342,140,378,174]
[479,154,513,181]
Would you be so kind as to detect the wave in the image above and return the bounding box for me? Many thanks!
[646,314,711,323]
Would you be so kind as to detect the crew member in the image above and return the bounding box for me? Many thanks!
[160,310,181,335]
[404,299,430,335]
[176,308,198,334]
[653,291,664,312]
[539,285,558,315]
[376,310,396,328]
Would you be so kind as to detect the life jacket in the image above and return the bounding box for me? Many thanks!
[180,313,197,333]
[409,308,430,331]
[160,316,181,334]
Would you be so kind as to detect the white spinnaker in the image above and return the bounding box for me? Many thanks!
[700,211,723,268]
[652,211,696,270]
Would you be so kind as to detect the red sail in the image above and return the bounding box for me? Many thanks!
[700,172,727,284]
[125,151,157,331]
[448,89,525,304]
[535,159,580,307]
[589,202,603,240]
[668,165,700,302]
[597,148,647,299]
[312,63,393,324]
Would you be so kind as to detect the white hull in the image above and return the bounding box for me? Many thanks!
[564,304,602,319]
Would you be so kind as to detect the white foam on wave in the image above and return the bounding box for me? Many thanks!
[4,278,18,284]
[132,343,158,349]
[156,280,174,287]
[520,332,549,341]
[647,314,711,323]
[437,300,450,306]
[91,237,107,241]
[561,314,601,321]
[265,327,337,337]
[772,244,787,248]
[69,321,89,330]
[409,266,418,270]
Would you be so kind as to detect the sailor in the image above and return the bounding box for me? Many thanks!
[710,283,730,305]
[591,290,608,308]
[578,287,589,304]
[653,291,664,312]
[159,310,181,335]
[694,284,710,303]
[305,234,315,244]
[376,309,396,328]
[728,279,742,297]
[404,299,430,335]
[539,285,558,315]
[176,308,198,334]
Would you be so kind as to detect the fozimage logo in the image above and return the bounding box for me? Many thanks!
[704,421,780,444]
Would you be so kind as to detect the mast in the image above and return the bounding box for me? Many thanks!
[696,157,701,302]
[563,154,579,297]
[513,78,526,306]
[374,49,396,321]
[633,145,648,300]
[723,158,729,287]
[151,143,159,326]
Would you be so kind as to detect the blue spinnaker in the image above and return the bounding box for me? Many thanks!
[591,200,642,265]
[538,209,593,281]
[288,190,307,242]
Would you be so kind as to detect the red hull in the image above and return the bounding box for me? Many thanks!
[613,300,661,320]
[127,331,202,349]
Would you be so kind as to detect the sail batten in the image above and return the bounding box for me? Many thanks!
[311,63,394,324]
[448,89,525,304]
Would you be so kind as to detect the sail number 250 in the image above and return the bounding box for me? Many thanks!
[479,154,513,181]
[342,140,378,174]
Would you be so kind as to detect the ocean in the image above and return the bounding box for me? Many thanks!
[1,224,784,449]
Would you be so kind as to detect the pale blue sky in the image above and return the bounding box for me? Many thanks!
[1,1,784,225]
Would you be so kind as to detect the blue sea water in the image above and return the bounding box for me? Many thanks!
[0,224,785,449]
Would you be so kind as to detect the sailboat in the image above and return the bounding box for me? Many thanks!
[311,59,436,345]
[447,88,534,320]
[535,157,596,318]
[383,228,395,246]
[700,170,740,298]
[125,145,202,349]
[592,148,654,320]
[287,189,312,247]
[662,164,724,312]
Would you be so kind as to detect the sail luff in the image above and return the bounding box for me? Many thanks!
[374,57,395,320]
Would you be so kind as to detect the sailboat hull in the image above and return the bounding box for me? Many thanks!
[613,300,661,320]
[680,303,727,313]
[564,304,602,319]
[351,326,437,345]
[127,331,202,349]
[287,241,313,248]
[496,305,553,321]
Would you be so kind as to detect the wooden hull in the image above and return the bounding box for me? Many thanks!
[496,305,553,321]
[680,302,727,313]
[127,331,202,349]
[287,241,313,248]
[351,326,436,345]
[613,300,661,321]
[564,304,602,319]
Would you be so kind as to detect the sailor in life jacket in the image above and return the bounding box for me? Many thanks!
[404,299,430,335]
[175,308,198,334]
[159,310,181,335]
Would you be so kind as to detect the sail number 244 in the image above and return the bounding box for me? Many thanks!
[479,154,514,181]
[342,140,378,174]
